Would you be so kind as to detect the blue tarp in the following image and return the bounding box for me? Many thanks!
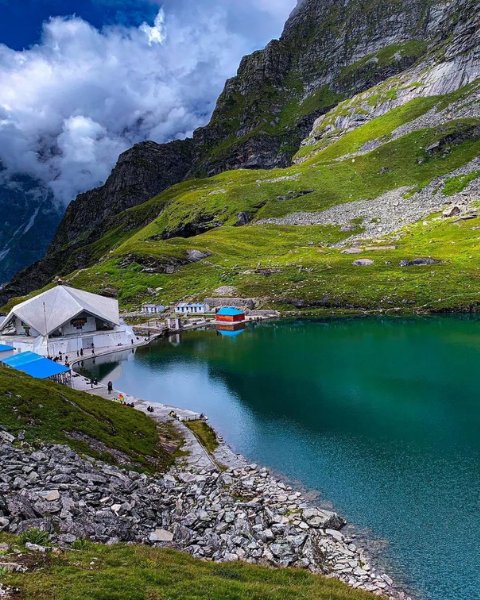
[217,307,244,316]
[1,351,69,379]
[0,344,15,353]
[20,359,70,380]
[2,351,40,368]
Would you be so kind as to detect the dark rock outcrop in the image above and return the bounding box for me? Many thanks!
[49,140,194,255]
[399,257,441,267]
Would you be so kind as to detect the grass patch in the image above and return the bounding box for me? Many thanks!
[442,170,480,196]
[1,536,382,600]
[0,368,182,473]
[338,40,428,83]
[19,528,51,547]
[185,419,219,454]
[66,211,480,314]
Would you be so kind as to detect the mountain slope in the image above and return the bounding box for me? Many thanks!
[1,0,479,311]
[0,167,62,286]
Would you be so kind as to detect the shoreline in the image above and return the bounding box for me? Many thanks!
[72,345,412,600]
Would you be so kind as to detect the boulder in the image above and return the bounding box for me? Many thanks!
[149,528,174,543]
[39,490,60,502]
[443,205,461,218]
[352,259,374,266]
[303,508,345,530]
[187,249,211,262]
[399,257,441,267]
[326,528,344,542]
[25,542,49,553]
[235,212,252,226]
[0,431,15,444]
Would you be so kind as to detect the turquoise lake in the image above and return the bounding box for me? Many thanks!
[82,317,480,600]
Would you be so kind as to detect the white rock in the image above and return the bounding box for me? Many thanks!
[0,431,15,443]
[326,528,344,542]
[149,529,174,543]
[40,490,60,502]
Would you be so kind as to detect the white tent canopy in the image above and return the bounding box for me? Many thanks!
[0,286,120,337]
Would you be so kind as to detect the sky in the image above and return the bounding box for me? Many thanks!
[0,0,296,204]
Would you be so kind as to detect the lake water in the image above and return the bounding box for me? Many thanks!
[81,317,480,600]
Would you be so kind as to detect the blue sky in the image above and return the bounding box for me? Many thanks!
[0,0,159,49]
[0,0,295,203]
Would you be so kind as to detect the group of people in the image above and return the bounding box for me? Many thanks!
[51,352,70,366]
[147,406,155,413]
[51,343,95,366]
[76,347,95,357]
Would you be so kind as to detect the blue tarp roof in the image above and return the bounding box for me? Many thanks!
[1,351,69,379]
[2,351,40,367]
[217,307,244,316]
[20,360,70,380]
[0,344,15,353]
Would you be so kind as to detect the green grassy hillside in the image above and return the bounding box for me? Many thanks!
[0,368,181,473]
[3,81,479,314]
[0,534,382,600]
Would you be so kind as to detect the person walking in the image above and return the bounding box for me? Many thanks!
[107,381,113,395]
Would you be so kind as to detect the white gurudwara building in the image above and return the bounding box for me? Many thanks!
[0,285,135,357]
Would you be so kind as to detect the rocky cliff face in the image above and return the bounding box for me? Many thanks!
[298,0,479,159]
[0,139,193,301]
[2,0,478,304]
[0,167,62,286]
[50,139,193,255]
[190,0,447,176]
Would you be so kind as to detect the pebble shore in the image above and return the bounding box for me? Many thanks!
[0,409,410,599]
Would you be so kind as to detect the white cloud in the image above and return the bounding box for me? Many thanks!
[0,1,295,204]
[140,9,166,45]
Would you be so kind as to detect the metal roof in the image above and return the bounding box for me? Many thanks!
[1,351,69,379]
[177,303,207,308]
[217,307,244,316]
[0,344,15,353]
[0,286,120,337]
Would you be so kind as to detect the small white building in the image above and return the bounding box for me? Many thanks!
[142,304,166,315]
[0,285,135,357]
[175,302,209,315]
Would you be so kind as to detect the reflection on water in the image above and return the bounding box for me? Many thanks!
[82,317,480,600]
[215,322,246,337]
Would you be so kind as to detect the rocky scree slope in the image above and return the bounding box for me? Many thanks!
[0,368,402,598]
[0,432,404,599]
[1,0,471,303]
[3,0,480,307]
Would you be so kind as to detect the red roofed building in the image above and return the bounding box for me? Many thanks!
[215,307,245,323]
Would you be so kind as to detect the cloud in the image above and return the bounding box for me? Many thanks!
[0,1,295,204]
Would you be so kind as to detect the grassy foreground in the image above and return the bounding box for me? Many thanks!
[0,535,382,600]
[0,368,181,473]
